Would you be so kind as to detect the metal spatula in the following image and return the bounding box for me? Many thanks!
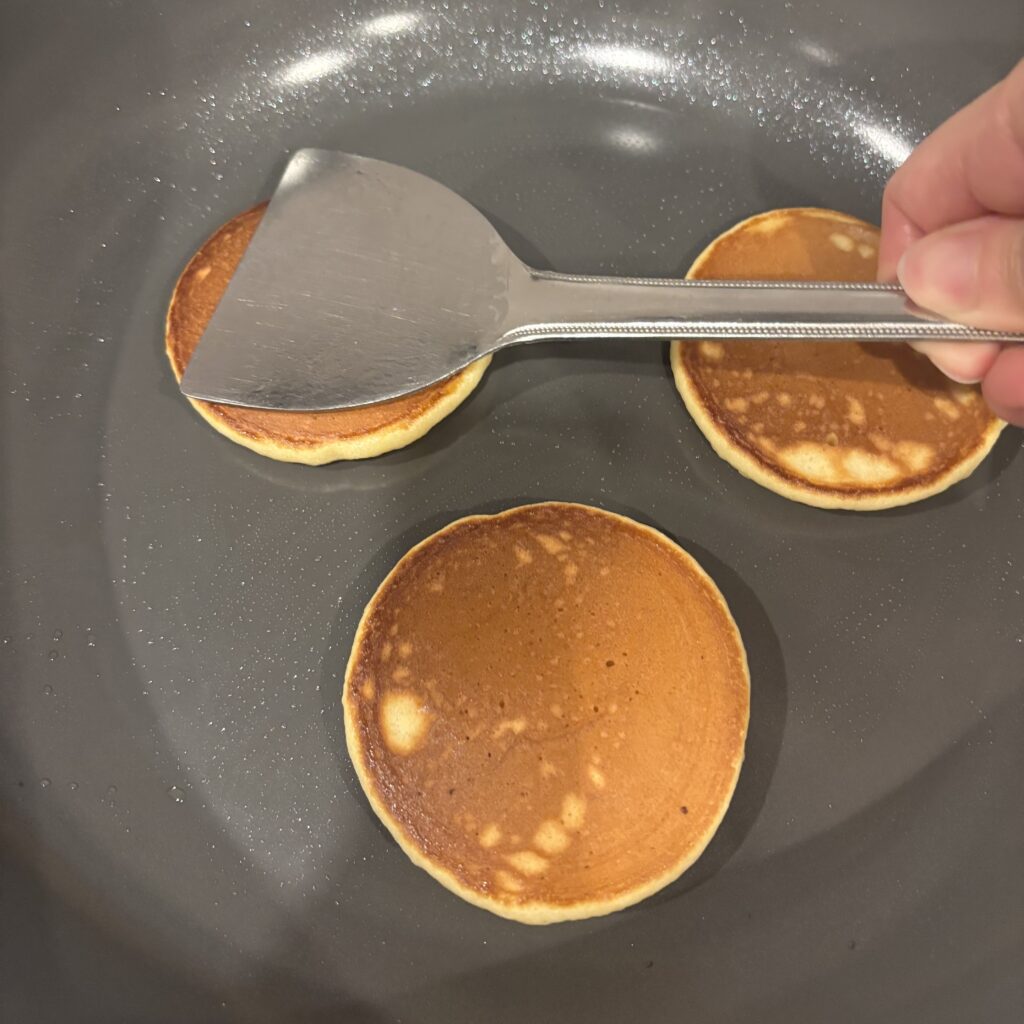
[180,149,1018,411]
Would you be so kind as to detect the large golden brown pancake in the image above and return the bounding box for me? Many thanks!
[166,205,490,464]
[343,502,750,924]
[670,208,1004,510]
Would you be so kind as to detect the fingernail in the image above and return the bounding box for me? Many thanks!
[943,368,985,385]
[908,339,994,384]
[897,229,984,315]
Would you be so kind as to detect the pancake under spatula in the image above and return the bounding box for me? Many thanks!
[166,205,490,464]
[671,208,1004,510]
[343,502,750,924]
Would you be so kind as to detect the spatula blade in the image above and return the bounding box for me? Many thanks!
[179,149,515,410]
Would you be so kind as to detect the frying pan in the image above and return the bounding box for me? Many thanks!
[2,1,1022,1020]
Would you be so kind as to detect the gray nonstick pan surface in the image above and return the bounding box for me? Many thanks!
[2,1,1022,1021]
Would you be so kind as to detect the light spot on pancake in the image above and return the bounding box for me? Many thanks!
[360,679,376,701]
[559,531,572,542]
[868,433,892,452]
[494,870,524,893]
[829,232,855,252]
[392,666,411,682]
[793,421,806,433]
[894,441,934,472]
[539,761,558,779]
[825,432,839,447]
[846,397,866,426]
[380,691,431,755]
[560,793,586,831]
[952,386,977,406]
[724,397,748,413]
[427,575,444,593]
[194,264,211,281]
[564,562,578,584]
[398,641,413,659]
[550,703,563,718]
[505,850,547,876]
[776,392,792,407]
[778,443,841,483]
[533,820,570,855]
[808,394,826,410]
[699,341,725,361]
[381,641,393,663]
[493,718,527,739]
[857,243,875,259]
[388,623,399,637]
[752,391,769,405]
[497,868,528,892]
[535,533,565,555]
[842,449,900,484]
[934,397,960,420]
[587,764,607,790]
[514,544,533,566]
[599,565,610,576]
[479,823,502,848]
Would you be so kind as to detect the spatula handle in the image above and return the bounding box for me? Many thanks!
[501,270,1020,344]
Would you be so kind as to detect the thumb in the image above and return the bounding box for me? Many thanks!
[981,344,1024,426]
[897,214,1024,332]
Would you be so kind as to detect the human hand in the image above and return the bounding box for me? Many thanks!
[878,59,1024,426]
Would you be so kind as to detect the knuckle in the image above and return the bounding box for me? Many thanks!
[1001,60,1024,154]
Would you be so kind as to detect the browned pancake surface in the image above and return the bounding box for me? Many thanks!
[674,209,1000,504]
[344,503,749,921]
[166,204,473,449]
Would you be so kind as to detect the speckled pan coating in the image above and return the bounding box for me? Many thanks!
[1,1,1021,1021]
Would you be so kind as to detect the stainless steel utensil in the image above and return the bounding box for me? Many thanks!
[180,149,1019,412]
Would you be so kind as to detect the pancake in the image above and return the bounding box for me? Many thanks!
[343,502,750,924]
[166,205,490,464]
[670,208,1004,510]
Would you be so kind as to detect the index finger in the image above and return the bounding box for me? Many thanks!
[878,58,1024,279]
